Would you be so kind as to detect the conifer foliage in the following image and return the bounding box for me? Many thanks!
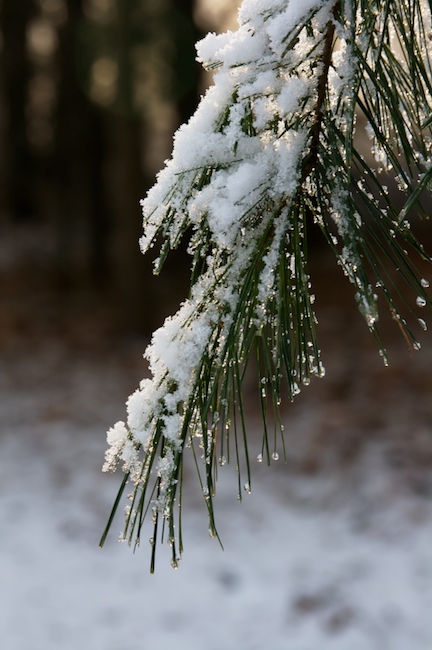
[101,0,432,570]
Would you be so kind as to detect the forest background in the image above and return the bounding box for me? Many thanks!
[0,0,239,338]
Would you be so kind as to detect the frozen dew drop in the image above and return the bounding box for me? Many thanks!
[257,453,263,463]
[271,451,279,461]
[171,558,180,569]
[416,296,427,308]
[303,376,311,386]
[219,455,227,466]
[418,318,427,331]
[421,278,430,288]
[243,482,251,494]
[413,340,421,351]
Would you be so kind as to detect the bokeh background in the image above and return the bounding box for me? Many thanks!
[0,0,239,336]
[1,2,432,649]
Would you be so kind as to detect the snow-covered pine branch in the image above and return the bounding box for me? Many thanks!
[101,0,432,570]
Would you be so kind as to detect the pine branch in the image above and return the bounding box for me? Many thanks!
[303,1,338,179]
[101,0,432,571]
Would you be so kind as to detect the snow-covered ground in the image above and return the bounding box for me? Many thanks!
[1,247,432,650]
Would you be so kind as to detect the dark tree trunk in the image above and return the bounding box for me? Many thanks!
[53,0,110,287]
[0,0,38,220]
[174,0,204,125]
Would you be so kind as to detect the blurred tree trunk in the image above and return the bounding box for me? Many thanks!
[0,0,38,220]
[174,0,204,125]
[105,0,202,335]
[104,0,150,334]
[140,0,203,330]
[54,0,109,287]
